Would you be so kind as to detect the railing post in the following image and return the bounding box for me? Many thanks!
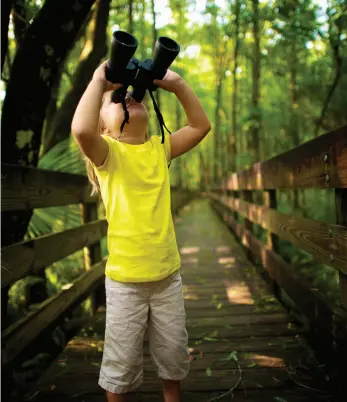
[2,288,9,330]
[242,190,253,260]
[264,190,281,299]
[23,271,48,308]
[232,190,238,221]
[80,201,104,314]
[335,189,347,310]
[334,188,347,397]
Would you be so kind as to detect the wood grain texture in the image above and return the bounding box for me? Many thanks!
[211,200,347,349]
[2,261,105,367]
[335,188,347,310]
[209,192,347,274]
[222,124,347,190]
[30,200,331,402]
[81,203,104,313]
[1,163,96,211]
[32,389,332,402]
[1,219,107,288]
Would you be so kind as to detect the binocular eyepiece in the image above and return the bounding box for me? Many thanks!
[105,31,180,103]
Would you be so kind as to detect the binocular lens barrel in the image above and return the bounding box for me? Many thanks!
[106,31,138,83]
[152,37,180,80]
[107,32,180,103]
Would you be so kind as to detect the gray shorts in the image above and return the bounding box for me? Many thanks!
[99,270,190,394]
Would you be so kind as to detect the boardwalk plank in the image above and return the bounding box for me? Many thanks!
[29,200,331,401]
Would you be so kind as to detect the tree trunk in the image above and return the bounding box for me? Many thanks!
[175,99,183,187]
[150,0,161,109]
[1,0,12,72]
[249,0,261,164]
[290,40,300,210]
[199,152,208,192]
[138,0,154,136]
[12,1,28,46]
[314,18,343,136]
[42,0,110,155]
[128,0,133,34]
[1,0,95,247]
[230,0,240,173]
[213,69,223,183]
[42,12,93,150]
[290,44,300,147]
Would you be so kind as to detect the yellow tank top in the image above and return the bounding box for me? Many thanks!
[92,133,181,282]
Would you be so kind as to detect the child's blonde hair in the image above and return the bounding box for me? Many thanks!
[85,116,106,196]
[85,111,149,196]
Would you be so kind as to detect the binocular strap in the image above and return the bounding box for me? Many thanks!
[120,94,130,134]
[118,89,172,169]
[148,90,172,169]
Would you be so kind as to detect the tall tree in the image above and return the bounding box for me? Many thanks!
[248,0,261,164]
[229,0,241,172]
[150,0,161,108]
[272,0,316,209]
[128,0,134,34]
[289,6,301,210]
[137,0,154,135]
[315,1,346,136]
[203,2,232,182]
[42,0,111,154]
[41,13,92,152]
[1,0,12,72]
[1,0,95,247]
[168,0,189,187]
[12,0,28,46]
[175,98,183,187]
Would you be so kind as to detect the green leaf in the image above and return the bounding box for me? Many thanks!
[228,351,238,361]
[16,130,34,149]
[61,20,74,32]
[203,337,218,342]
[217,351,238,362]
[206,367,212,377]
[273,397,288,402]
[44,44,54,56]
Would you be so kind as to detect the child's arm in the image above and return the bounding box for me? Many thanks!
[71,61,121,166]
[154,71,211,159]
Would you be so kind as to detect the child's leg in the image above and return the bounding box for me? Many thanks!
[148,271,190,402]
[162,379,181,402]
[106,390,127,401]
[99,277,149,399]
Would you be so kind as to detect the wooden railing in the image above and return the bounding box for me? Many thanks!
[208,125,347,364]
[1,164,193,368]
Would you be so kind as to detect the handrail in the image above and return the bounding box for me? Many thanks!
[209,193,347,274]
[1,164,96,211]
[1,219,108,288]
[1,163,193,368]
[2,260,106,366]
[222,125,347,190]
[208,125,347,367]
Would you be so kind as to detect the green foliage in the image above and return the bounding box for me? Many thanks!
[3,0,346,315]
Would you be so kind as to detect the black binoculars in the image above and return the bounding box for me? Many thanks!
[105,31,180,103]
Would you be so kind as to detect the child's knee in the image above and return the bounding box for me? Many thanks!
[151,340,190,381]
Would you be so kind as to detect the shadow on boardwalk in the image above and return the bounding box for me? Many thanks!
[27,199,332,402]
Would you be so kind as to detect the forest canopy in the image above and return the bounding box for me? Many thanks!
[1,0,346,314]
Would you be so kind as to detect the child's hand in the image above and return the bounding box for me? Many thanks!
[93,60,122,92]
[153,70,184,94]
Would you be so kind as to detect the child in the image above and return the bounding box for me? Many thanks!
[71,60,211,402]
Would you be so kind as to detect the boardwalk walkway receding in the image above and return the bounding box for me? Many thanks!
[30,199,331,401]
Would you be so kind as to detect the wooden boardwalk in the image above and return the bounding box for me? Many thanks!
[29,199,331,402]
